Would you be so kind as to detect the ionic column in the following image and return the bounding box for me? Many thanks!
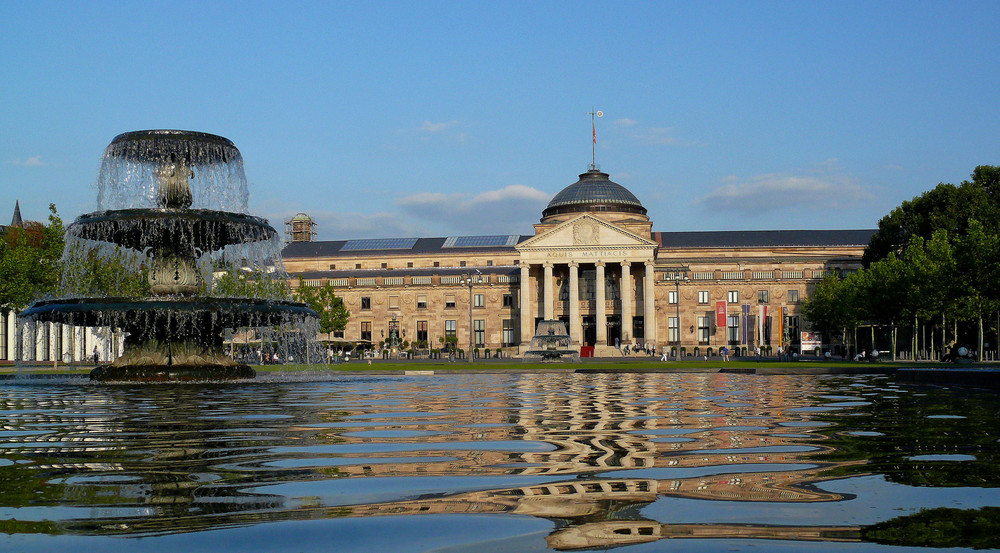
[595,262,607,346]
[543,262,554,320]
[519,262,533,344]
[568,262,581,345]
[644,261,656,346]
[621,261,633,344]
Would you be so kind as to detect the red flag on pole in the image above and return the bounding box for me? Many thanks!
[593,122,596,144]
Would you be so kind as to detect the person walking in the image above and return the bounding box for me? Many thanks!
[92,346,100,365]
[721,346,730,362]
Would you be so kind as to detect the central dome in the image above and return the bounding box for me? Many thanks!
[542,169,647,220]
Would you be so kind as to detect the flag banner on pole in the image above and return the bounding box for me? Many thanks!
[742,304,751,346]
[716,301,726,329]
[778,307,786,346]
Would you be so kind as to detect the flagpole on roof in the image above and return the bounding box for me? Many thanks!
[587,109,602,170]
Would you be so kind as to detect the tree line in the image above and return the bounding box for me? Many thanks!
[0,206,349,339]
[803,166,1000,360]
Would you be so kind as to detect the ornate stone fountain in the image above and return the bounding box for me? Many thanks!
[21,130,316,381]
[522,320,579,362]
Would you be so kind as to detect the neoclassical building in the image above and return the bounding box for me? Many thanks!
[282,168,874,357]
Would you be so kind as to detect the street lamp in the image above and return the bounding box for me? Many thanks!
[667,268,689,359]
[461,270,480,363]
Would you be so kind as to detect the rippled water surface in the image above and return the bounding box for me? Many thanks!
[2,372,999,552]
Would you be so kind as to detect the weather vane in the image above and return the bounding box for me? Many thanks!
[587,108,603,170]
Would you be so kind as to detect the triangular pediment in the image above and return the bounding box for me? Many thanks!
[517,214,657,260]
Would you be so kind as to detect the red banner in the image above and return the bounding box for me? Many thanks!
[716,301,727,328]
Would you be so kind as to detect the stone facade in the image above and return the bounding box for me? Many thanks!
[282,170,873,357]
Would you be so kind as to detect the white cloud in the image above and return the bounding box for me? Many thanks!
[257,184,550,240]
[695,173,874,214]
[7,155,47,167]
[419,120,460,133]
[397,184,550,235]
[631,127,677,146]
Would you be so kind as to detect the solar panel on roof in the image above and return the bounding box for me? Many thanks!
[442,235,520,248]
[341,237,418,251]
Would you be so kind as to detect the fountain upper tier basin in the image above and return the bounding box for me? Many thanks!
[107,129,239,163]
[68,208,275,252]
[98,129,249,213]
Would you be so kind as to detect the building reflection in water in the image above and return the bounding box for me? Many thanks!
[0,373,870,547]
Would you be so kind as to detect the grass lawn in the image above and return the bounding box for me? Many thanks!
[1,357,978,375]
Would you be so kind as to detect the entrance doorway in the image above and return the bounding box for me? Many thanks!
[606,315,621,347]
[582,316,596,346]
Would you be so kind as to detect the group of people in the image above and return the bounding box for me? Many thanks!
[620,343,657,356]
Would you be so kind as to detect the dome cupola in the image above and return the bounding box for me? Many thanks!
[541,169,647,221]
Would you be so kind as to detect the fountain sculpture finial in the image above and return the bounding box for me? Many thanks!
[156,162,194,208]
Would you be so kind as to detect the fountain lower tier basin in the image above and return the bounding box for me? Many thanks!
[90,364,256,382]
[21,297,315,331]
[68,209,275,252]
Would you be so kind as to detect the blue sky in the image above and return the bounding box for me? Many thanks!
[3,1,999,240]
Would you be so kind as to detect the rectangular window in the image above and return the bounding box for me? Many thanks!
[360,322,372,342]
[698,291,709,304]
[502,293,513,307]
[407,262,413,268]
[460,261,467,267]
[361,297,371,310]
[381,262,388,269]
[389,295,399,310]
[445,295,456,309]
[728,290,739,303]
[416,295,427,309]
[434,261,440,267]
[502,319,515,347]
[668,290,677,304]
[474,293,485,308]
[474,319,485,347]
[697,315,710,345]
[416,320,428,346]
[758,290,769,304]
[329,264,336,270]
[355,263,361,269]
[333,329,344,339]
[667,317,679,344]
[727,314,740,344]
[487,260,493,266]
[787,289,799,303]
[445,320,456,341]
[787,315,800,345]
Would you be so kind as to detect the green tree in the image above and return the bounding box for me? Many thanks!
[858,252,917,359]
[802,272,862,352]
[0,204,64,310]
[863,166,1000,266]
[294,278,350,338]
[899,231,956,357]
[59,244,150,298]
[212,268,292,300]
[952,220,1000,359]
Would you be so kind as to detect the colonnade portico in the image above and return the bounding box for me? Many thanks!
[515,214,660,355]
[518,257,657,352]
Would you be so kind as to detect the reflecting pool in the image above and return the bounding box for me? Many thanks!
[2,372,999,552]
